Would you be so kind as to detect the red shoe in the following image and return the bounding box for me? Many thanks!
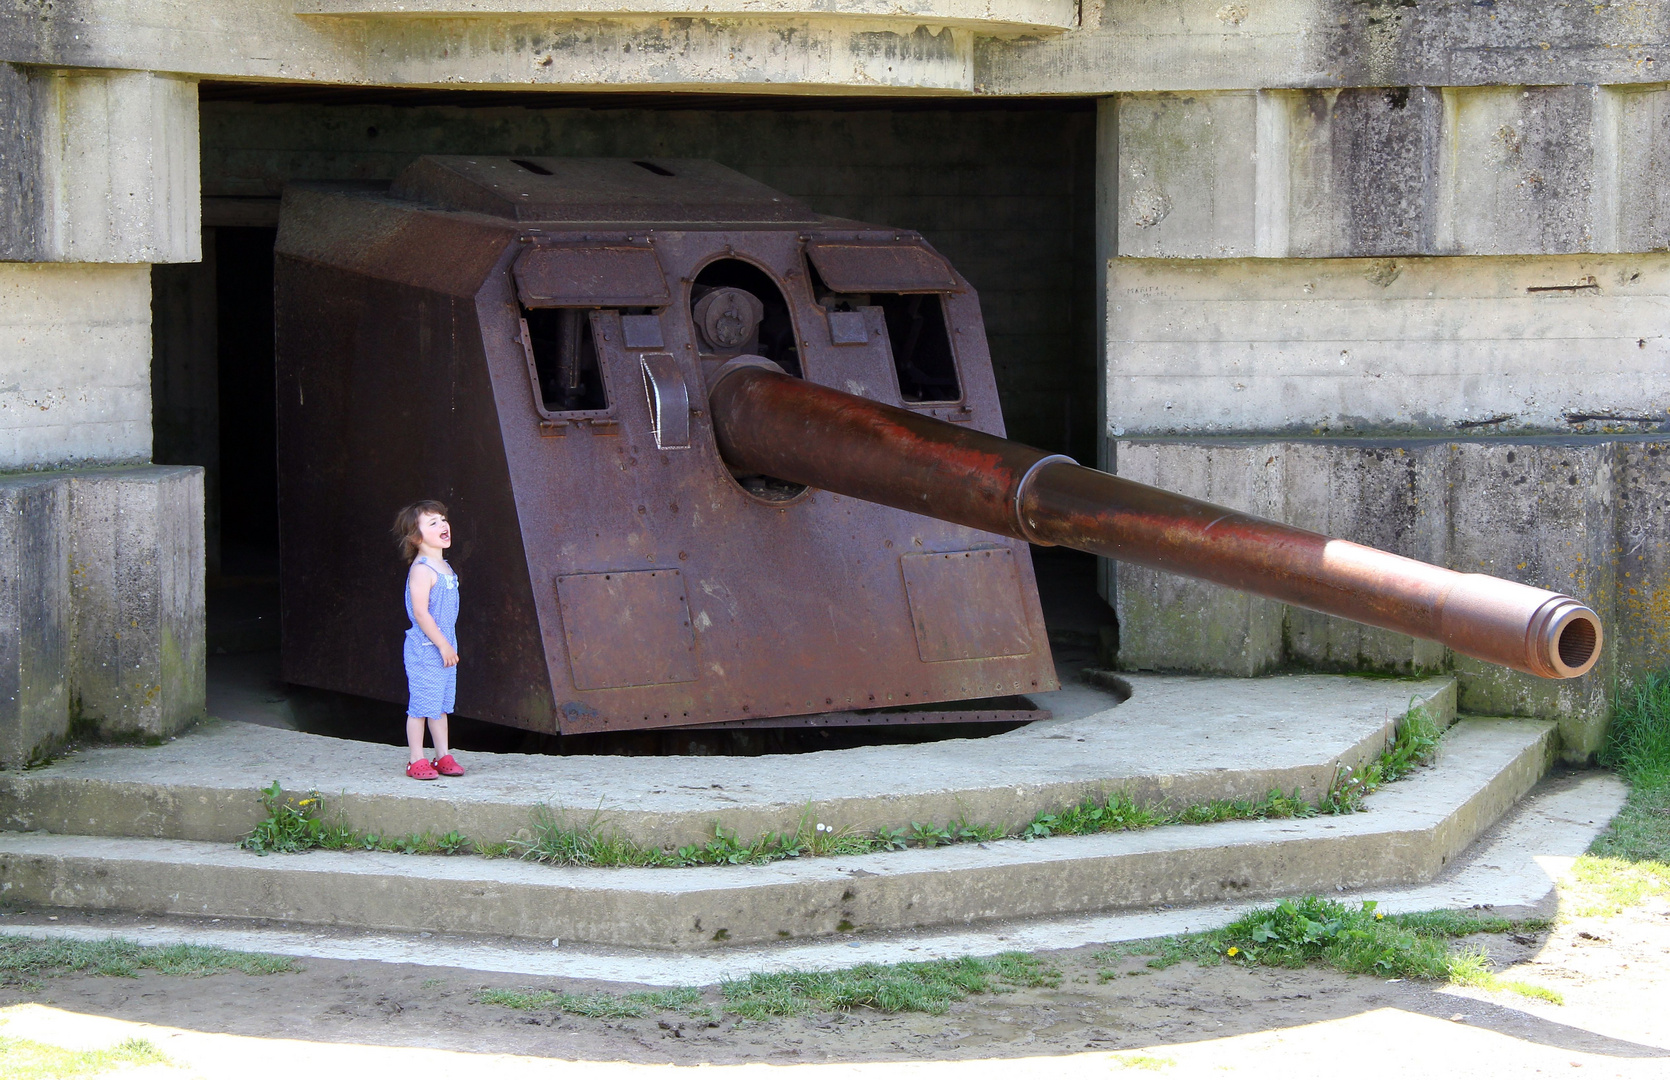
[431,754,465,777]
[406,758,439,780]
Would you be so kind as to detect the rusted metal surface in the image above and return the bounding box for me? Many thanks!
[277,157,1056,735]
[804,239,961,293]
[513,244,671,306]
[707,365,1603,680]
[682,706,1051,730]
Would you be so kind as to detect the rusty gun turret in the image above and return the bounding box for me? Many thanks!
[709,361,1601,680]
[277,156,1598,739]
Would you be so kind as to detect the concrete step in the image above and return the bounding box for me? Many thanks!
[0,674,1455,850]
[0,718,1554,949]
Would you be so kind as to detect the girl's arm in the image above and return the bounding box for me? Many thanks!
[408,564,460,667]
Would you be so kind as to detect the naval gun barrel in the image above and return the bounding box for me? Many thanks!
[709,362,1602,680]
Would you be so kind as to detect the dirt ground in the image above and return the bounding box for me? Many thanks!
[2,893,1666,1077]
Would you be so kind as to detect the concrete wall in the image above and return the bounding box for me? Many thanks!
[0,263,155,472]
[1,1,1665,95]
[1107,254,1670,437]
[1100,85,1670,744]
[195,98,1100,460]
[0,65,199,264]
[1111,86,1670,261]
[0,467,205,767]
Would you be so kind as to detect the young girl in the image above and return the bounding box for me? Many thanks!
[392,500,466,780]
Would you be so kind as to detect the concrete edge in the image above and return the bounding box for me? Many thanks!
[0,680,1457,849]
[0,717,1549,950]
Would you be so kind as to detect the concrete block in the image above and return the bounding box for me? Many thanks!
[1442,444,1614,758]
[1106,85,1670,259]
[1114,91,1258,259]
[1284,88,1443,259]
[66,467,205,740]
[0,263,153,472]
[0,474,69,767]
[0,65,199,264]
[1114,442,1285,676]
[1437,85,1603,256]
[1613,441,1670,692]
[1616,86,1670,253]
[982,1,1670,98]
[1107,253,1670,437]
[1276,442,1448,675]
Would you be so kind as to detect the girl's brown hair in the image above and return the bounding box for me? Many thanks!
[392,500,449,563]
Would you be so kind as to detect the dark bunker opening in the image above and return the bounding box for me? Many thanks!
[150,87,1110,757]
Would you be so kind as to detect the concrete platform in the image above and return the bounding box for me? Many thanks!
[0,674,1456,849]
[0,769,1622,984]
[0,718,1554,949]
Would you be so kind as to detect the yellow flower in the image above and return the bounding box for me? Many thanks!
[1226,946,1239,956]
[298,799,315,806]
[1374,911,1384,920]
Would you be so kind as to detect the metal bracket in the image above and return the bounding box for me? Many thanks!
[640,353,691,450]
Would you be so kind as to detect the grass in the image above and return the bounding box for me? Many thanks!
[1094,897,1560,1003]
[1446,951,1565,1004]
[473,986,704,1019]
[1566,669,1670,918]
[720,953,1060,1019]
[0,935,296,989]
[473,953,1059,1022]
[244,700,1448,870]
[0,1035,170,1079]
[239,782,473,857]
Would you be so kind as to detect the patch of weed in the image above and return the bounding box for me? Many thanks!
[511,807,669,867]
[1562,853,1670,919]
[1094,897,1554,990]
[1569,669,1670,916]
[0,935,296,988]
[1446,948,1565,1004]
[240,782,480,857]
[721,952,1060,1018]
[1322,703,1442,814]
[1601,670,1670,791]
[0,1034,169,1079]
[474,986,701,1018]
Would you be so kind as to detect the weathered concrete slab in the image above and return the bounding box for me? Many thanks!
[0,264,154,472]
[0,718,1553,948]
[0,475,70,766]
[0,66,198,264]
[0,674,1453,849]
[67,466,206,740]
[982,0,1670,95]
[1106,254,1670,436]
[0,466,205,766]
[1108,86,1670,260]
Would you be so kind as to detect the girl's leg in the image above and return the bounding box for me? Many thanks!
[427,714,450,759]
[406,715,430,763]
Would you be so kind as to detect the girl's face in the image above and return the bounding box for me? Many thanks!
[417,512,451,551]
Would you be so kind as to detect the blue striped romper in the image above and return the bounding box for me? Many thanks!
[404,555,460,719]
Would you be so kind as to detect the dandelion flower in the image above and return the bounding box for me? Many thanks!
[1226,946,1240,956]
[1375,911,1384,920]
[298,799,315,806]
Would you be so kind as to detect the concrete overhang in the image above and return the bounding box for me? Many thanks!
[294,0,1077,33]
